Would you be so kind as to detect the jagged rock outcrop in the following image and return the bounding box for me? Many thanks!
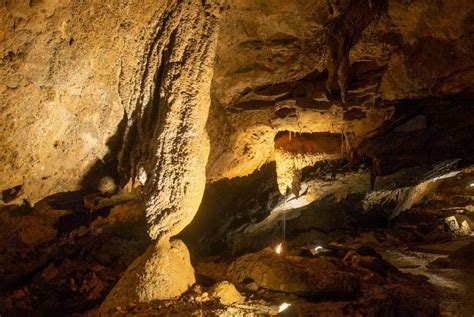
[1,0,474,315]
[3,0,225,308]
[2,1,473,242]
[3,0,473,206]
[206,0,474,183]
[183,155,471,255]
[0,0,226,256]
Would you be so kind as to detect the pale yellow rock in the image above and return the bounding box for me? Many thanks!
[99,239,195,314]
[209,281,245,305]
[1,0,473,207]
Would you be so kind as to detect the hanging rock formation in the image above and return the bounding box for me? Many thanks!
[1,0,474,315]
[101,0,225,307]
[115,0,224,242]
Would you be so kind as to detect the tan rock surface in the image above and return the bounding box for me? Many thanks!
[1,1,473,313]
[209,281,245,305]
[206,0,474,183]
[119,0,224,241]
[1,0,169,203]
[2,0,472,207]
[100,239,195,313]
[227,248,360,297]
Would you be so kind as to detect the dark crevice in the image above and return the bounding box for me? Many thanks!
[1,184,23,203]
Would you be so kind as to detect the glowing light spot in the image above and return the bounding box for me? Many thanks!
[470,183,474,187]
[278,303,291,313]
[315,246,323,253]
[275,243,282,255]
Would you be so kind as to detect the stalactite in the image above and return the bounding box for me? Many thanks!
[117,0,225,241]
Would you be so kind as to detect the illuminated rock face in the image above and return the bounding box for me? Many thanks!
[227,248,360,297]
[274,132,342,194]
[100,239,195,312]
[2,0,224,306]
[1,0,474,311]
[115,1,223,242]
[1,0,164,204]
[2,0,473,230]
[1,0,224,242]
[206,0,474,184]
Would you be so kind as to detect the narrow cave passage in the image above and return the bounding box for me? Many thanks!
[1,0,474,316]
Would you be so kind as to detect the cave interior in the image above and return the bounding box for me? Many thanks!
[1,0,474,316]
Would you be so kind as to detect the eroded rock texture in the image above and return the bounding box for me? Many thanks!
[206,0,474,183]
[100,239,195,313]
[1,0,225,311]
[1,0,161,204]
[2,0,473,239]
[196,247,440,316]
[115,0,223,241]
[1,0,474,315]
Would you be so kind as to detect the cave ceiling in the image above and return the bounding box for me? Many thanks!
[207,0,474,182]
[1,0,473,205]
[1,1,474,315]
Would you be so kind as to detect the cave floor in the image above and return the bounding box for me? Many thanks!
[2,196,473,317]
[381,241,474,317]
[85,237,474,317]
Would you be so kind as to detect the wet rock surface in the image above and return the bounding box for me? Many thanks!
[184,159,472,255]
[2,188,473,316]
[227,249,360,298]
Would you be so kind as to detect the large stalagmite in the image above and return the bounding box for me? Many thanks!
[100,0,224,308]
[1,0,474,315]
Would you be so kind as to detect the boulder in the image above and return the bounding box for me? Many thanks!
[343,250,391,277]
[227,248,359,298]
[209,281,245,305]
[99,239,195,313]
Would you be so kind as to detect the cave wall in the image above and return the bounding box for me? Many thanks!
[2,0,473,206]
[1,0,171,203]
[206,0,474,182]
[1,1,474,314]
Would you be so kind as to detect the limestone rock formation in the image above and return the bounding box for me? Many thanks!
[114,0,224,241]
[196,246,440,316]
[1,0,161,204]
[227,248,360,297]
[2,0,472,206]
[209,281,245,305]
[100,239,195,313]
[0,0,225,245]
[2,0,473,252]
[1,0,474,315]
[206,0,474,183]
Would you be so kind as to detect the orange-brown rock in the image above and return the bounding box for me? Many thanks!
[227,248,360,298]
